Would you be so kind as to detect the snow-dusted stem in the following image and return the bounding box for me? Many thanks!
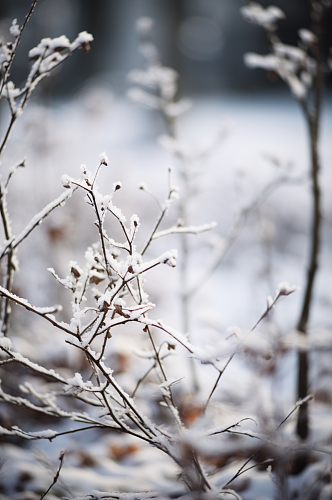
[179,226,199,391]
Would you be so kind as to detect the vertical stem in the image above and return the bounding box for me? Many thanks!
[0,115,17,158]
[180,229,199,391]
[0,182,15,336]
[296,0,325,441]
[1,250,15,336]
[164,114,200,392]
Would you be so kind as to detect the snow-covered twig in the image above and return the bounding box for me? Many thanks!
[0,0,39,99]
[0,187,76,260]
[153,221,217,240]
[0,28,93,156]
[186,172,305,298]
[0,284,73,335]
[204,281,299,407]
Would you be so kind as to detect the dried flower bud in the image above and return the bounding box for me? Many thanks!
[61,174,72,189]
[81,41,91,52]
[277,282,299,296]
[71,266,81,279]
[99,151,109,166]
[89,273,105,285]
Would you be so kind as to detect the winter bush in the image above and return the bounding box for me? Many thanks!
[0,2,331,499]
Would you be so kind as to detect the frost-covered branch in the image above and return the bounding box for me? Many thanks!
[152,221,217,240]
[128,18,221,392]
[186,172,305,298]
[0,10,93,340]
[0,187,75,260]
[0,28,93,156]
[0,284,73,335]
[0,0,39,99]
[1,152,260,495]
[204,282,299,407]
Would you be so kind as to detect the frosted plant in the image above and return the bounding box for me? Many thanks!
[241,0,331,447]
[0,3,320,499]
[127,16,307,396]
[128,18,221,390]
[0,0,93,340]
[0,151,308,498]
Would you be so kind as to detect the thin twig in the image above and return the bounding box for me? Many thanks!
[204,353,235,410]
[40,451,66,500]
[222,395,313,488]
[0,0,39,99]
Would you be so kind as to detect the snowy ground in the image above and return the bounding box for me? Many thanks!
[0,88,331,498]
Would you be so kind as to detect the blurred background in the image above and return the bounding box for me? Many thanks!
[1,0,332,98]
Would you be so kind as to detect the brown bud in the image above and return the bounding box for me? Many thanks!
[71,267,81,278]
[89,274,105,285]
[81,41,91,53]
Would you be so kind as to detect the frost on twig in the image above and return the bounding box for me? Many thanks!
[242,1,331,443]
[203,282,300,406]
[3,151,296,496]
[241,3,285,31]
[0,14,94,339]
[153,222,217,240]
[1,8,325,498]
[128,18,223,397]
[241,2,319,101]
[0,187,75,260]
[0,27,93,155]
[251,281,300,331]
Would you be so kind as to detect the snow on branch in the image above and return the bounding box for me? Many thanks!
[0,187,75,259]
[250,281,300,331]
[72,491,171,500]
[0,284,74,336]
[240,3,285,31]
[0,347,67,383]
[241,2,321,102]
[153,222,217,240]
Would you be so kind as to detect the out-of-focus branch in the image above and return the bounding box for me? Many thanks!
[0,0,39,99]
